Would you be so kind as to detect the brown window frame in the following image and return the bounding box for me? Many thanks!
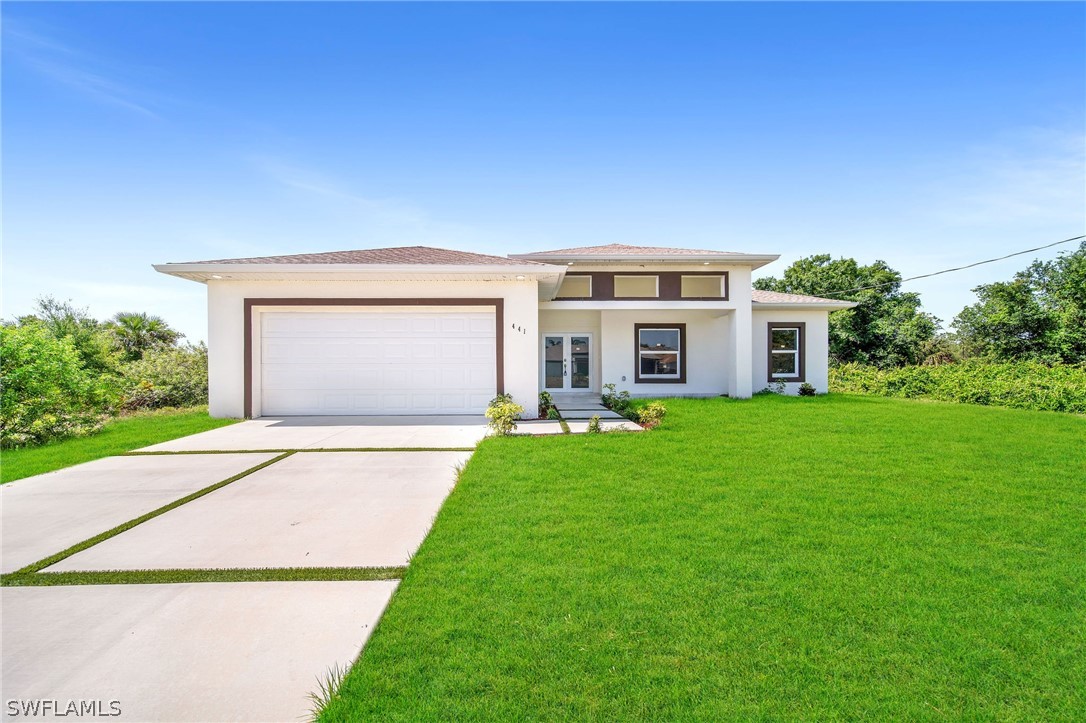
[613,274,660,300]
[551,271,729,301]
[634,323,687,384]
[554,274,593,300]
[767,322,806,383]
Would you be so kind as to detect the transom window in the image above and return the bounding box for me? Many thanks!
[614,275,659,298]
[635,324,686,383]
[681,275,725,298]
[555,275,592,299]
[767,322,805,382]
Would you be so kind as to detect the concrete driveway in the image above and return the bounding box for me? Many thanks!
[140,415,488,451]
[1,417,478,721]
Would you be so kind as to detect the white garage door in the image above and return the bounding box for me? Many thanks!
[260,310,496,415]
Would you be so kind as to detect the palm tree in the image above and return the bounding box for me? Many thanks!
[108,312,181,360]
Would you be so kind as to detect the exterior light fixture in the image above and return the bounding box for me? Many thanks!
[515,275,526,281]
[210,274,223,279]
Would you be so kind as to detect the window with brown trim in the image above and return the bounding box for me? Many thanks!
[767,322,805,382]
[614,275,659,298]
[634,323,687,383]
[680,274,725,298]
[555,275,592,299]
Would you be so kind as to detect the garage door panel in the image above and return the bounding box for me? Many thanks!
[260,311,496,415]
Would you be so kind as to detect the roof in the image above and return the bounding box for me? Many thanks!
[510,243,780,269]
[516,243,749,257]
[752,289,856,308]
[183,246,543,267]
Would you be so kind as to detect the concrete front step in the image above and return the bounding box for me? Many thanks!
[559,409,625,420]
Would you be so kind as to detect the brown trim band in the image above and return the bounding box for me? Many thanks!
[555,271,729,301]
[243,298,505,418]
[633,323,688,384]
[766,321,806,383]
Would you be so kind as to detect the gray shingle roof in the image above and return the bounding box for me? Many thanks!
[752,289,850,305]
[185,246,542,266]
[517,243,749,257]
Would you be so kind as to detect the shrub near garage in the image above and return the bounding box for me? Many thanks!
[120,343,209,410]
[0,324,115,447]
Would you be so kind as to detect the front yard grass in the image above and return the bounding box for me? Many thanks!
[1,407,236,483]
[321,394,1085,720]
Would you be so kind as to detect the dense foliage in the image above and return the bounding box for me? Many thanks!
[2,297,208,448]
[119,344,209,411]
[830,360,1086,414]
[0,324,114,447]
[754,255,938,367]
[953,241,1085,364]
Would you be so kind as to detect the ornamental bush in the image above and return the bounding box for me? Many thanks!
[485,394,524,436]
[637,402,668,429]
[830,360,1086,414]
[0,324,114,447]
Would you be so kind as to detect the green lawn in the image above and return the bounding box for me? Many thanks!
[1,407,236,483]
[321,394,1085,721]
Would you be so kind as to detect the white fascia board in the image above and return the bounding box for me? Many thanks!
[509,253,781,269]
[752,301,857,310]
[153,262,563,280]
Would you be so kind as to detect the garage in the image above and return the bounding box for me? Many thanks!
[259,309,496,415]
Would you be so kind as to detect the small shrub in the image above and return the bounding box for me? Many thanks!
[602,383,631,414]
[587,415,602,433]
[638,402,668,429]
[546,407,561,420]
[538,390,554,419]
[798,382,817,396]
[485,393,524,436]
[766,379,787,395]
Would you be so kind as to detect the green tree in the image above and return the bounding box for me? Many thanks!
[107,311,182,361]
[19,297,119,374]
[755,255,938,367]
[953,280,1058,361]
[0,324,114,447]
[953,241,1085,363]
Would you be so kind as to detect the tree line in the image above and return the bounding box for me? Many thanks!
[755,240,1086,368]
[1,298,207,447]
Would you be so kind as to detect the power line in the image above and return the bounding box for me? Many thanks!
[818,234,1085,297]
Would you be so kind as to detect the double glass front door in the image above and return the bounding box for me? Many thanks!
[543,334,592,391]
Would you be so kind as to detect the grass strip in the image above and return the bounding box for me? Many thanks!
[1,566,405,587]
[13,452,295,576]
[124,447,476,455]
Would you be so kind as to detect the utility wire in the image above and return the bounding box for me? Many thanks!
[817,234,1085,297]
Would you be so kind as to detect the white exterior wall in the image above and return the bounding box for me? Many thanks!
[599,309,730,397]
[206,278,540,418]
[751,308,831,394]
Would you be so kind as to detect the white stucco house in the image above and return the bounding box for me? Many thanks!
[155,244,855,418]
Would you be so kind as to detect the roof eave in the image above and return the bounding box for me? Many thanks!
[153,261,564,278]
[752,301,858,310]
[509,253,781,269]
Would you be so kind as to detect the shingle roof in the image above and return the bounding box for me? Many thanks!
[752,289,850,305]
[517,243,748,257]
[185,246,542,266]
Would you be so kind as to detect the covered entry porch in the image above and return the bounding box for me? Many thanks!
[537,308,749,398]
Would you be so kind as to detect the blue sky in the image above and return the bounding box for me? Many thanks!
[3,1,1083,342]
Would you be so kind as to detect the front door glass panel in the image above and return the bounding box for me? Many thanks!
[544,336,565,389]
[570,336,590,388]
[542,334,591,391]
